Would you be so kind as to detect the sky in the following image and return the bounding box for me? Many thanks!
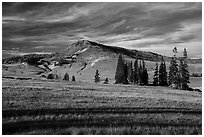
[2,2,202,58]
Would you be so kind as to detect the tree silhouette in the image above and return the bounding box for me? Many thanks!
[115,54,125,84]
[72,76,76,81]
[141,60,148,85]
[128,61,134,83]
[153,62,159,86]
[179,48,190,90]
[138,60,143,85]
[143,68,148,85]
[47,73,54,79]
[63,73,69,81]
[104,77,109,84]
[123,62,129,84]
[159,57,168,86]
[95,69,100,83]
[133,59,139,84]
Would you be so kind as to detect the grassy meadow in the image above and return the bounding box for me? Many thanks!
[2,77,202,135]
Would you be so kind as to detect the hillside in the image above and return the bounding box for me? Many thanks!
[2,40,202,85]
[3,40,202,64]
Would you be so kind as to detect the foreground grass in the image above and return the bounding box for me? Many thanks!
[2,79,202,135]
[16,126,201,135]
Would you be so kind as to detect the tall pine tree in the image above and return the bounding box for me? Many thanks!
[115,54,125,84]
[169,57,179,86]
[153,62,159,86]
[159,57,168,86]
[123,62,129,84]
[138,60,143,85]
[128,61,134,83]
[143,68,148,85]
[142,60,148,85]
[63,73,69,81]
[169,47,180,88]
[179,48,190,90]
[133,59,139,84]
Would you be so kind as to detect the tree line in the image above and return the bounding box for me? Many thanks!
[114,48,190,90]
[47,72,76,81]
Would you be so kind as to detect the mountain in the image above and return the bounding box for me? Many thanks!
[65,40,201,64]
[2,40,202,84]
[65,40,171,62]
[3,40,202,64]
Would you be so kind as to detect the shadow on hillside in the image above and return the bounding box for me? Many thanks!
[3,107,201,118]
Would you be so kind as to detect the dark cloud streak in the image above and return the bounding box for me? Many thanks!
[2,2,202,58]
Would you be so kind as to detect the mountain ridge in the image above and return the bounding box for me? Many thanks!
[2,39,202,64]
[65,40,201,64]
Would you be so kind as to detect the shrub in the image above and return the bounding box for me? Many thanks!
[47,73,54,79]
[63,73,69,81]
[72,76,76,81]
[104,78,109,84]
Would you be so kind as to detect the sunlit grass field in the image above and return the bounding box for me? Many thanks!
[2,78,202,135]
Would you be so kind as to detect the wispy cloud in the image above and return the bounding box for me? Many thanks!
[2,2,202,58]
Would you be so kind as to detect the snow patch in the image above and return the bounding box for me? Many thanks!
[90,57,109,66]
[74,47,88,55]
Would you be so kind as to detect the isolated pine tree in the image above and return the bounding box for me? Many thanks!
[63,73,69,81]
[179,48,190,90]
[159,57,168,86]
[72,76,76,81]
[95,69,100,83]
[133,59,139,84]
[115,54,125,84]
[153,62,159,86]
[104,77,109,84]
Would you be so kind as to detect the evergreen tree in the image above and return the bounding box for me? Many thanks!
[47,73,54,79]
[169,57,179,86]
[138,60,143,85]
[178,60,183,89]
[133,59,139,84]
[142,60,148,85]
[179,48,190,90]
[159,57,168,86]
[95,69,100,83]
[123,62,129,84]
[163,61,168,85]
[143,68,148,85]
[63,73,69,81]
[183,48,187,58]
[128,61,134,83]
[115,54,125,84]
[153,62,159,86]
[104,77,109,84]
[72,76,76,81]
